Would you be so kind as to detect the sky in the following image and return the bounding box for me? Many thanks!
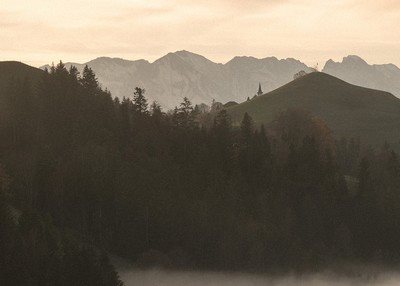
[1,0,400,67]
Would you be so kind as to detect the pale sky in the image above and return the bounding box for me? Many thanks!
[1,0,400,67]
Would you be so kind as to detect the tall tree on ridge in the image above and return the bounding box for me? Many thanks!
[80,65,99,91]
[240,112,254,146]
[133,87,148,115]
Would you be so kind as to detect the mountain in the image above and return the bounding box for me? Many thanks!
[228,72,400,148]
[41,51,312,109]
[323,55,400,98]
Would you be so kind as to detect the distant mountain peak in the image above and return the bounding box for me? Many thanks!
[92,56,117,61]
[174,50,219,66]
[325,59,335,65]
[323,55,400,98]
[382,63,400,71]
[342,55,368,65]
[284,57,302,63]
[174,50,202,57]
[154,52,182,63]
[263,56,279,61]
[324,55,369,67]
[88,57,136,65]
[226,56,259,65]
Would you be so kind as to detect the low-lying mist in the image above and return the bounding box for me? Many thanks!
[118,269,400,286]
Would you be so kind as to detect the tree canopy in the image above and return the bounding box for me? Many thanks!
[1,63,400,285]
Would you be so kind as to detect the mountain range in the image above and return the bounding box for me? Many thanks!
[41,52,400,109]
[41,51,313,109]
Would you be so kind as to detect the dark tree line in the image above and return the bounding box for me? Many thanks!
[1,63,400,284]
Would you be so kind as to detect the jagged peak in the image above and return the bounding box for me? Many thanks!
[174,50,203,58]
[152,52,186,65]
[283,57,304,64]
[325,59,336,65]
[323,56,368,70]
[89,56,147,65]
[261,56,279,61]
[227,55,307,67]
[342,55,368,65]
[227,55,259,63]
[174,50,220,65]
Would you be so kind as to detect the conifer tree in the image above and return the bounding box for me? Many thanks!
[81,65,98,90]
[180,97,193,115]
[240,112,254,145]
[212,109,232,171]
[133,87,148,115]
[150,101,162,116]
[69,65,79,80]
[213,109,231,132]
[150,101,163,126]
[174,97,197,129]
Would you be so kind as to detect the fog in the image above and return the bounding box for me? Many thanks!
[118,269,400,286]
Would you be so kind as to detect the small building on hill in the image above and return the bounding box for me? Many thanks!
[256,83,263,97]
[246,83,264,102]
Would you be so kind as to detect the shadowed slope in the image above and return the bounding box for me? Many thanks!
[228,72,400,147]
[0,61,44,89]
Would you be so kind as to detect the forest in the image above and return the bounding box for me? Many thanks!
[0,63,400,285]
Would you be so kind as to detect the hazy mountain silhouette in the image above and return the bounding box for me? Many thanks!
[228,72,400,148]
[41,51,312,109]
[4,59,400,148]
[323,55,400,98]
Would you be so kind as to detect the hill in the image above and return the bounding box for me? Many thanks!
[0,61,44,91]
[228,72,400,148]
[41,51,312,109]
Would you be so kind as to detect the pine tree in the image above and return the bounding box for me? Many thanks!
[133,87,148,115]
[150,101,162,116]
[150,101,163,126]
[180,97,193,116]
[213,109,231,131]
[212,109,232,172]
[173,97,197,129]
[258,124,270,155]
[240,112,254,145]
[69,66,79,81]
[81,65,98,91]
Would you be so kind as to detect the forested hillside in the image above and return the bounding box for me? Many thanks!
[1,63,400,285]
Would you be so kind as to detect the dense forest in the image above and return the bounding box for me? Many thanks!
[1,63,400,285]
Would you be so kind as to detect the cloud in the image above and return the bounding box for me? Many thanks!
[1,0,400,67]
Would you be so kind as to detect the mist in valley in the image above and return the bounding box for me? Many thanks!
[118,268,400,286]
